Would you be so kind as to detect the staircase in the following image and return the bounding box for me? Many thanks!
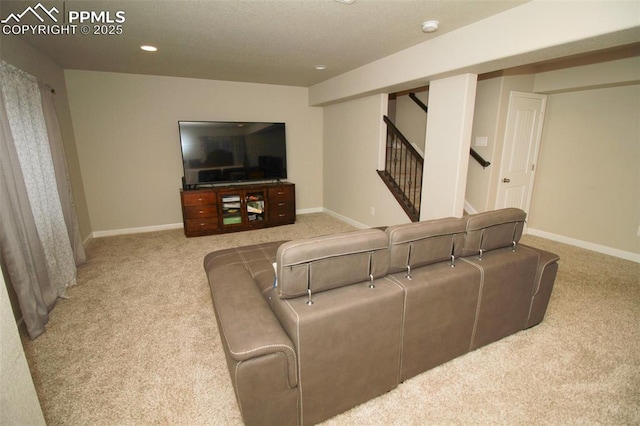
[379,89,492,222]
[377,115,423,222]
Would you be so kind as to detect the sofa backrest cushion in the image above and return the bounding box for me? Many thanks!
[386,217,466,274]
[275,229,390,299]
[461,208,526,257]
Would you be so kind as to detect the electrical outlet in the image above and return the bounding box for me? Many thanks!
[370,206,375,216]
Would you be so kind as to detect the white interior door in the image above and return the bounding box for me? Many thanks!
[496,91,547,215]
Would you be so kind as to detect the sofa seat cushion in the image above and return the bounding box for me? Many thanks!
[461,245,539,349]
[275,229,389,299]
[388,260,482,381]
[268,275,404,425]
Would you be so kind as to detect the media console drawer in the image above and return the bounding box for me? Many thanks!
[185,218,219,234]
[268,185,295,224]
[181,189,219,237]
[182,191,216,206]
[184,205,218,219]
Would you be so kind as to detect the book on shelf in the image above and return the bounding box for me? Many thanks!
[247,201,264,214]
[222,195,241,203]
[248,213,265,222]
[223,216,242,225]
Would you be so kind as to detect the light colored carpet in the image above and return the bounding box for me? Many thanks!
[21,213,640,425]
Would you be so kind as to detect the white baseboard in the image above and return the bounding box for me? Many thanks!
[322,208,369,229]
[527,228,640,263]
[83,212,639,264]
[296,207,324,215]
[92,223,184,239]
[464,201,478,215]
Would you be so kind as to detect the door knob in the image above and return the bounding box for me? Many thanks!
[503,178,511,183]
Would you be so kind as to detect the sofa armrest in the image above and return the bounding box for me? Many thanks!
[521,245,560,328]
[207,263,298,388]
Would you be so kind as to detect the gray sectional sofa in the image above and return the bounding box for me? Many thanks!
[203,208,559,425]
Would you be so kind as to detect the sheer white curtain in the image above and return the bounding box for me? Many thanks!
[39,82,86,267]
[0,60,84,338]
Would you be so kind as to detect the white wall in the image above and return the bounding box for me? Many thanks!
[311,0,638,235]
[323,94,409,227]
[395,91,428,155]
[0,273,45,425]
[65,71,323,234]
[465,57,639,259]
[465,74,535,213]
[464,77,502,213]
[534,57,640,93]
[528,82,640,257]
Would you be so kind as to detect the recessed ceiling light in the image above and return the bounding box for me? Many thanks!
[315,65,327,70]
[421,20,439,33]
[334,0,356,4]
[140,45,158,52]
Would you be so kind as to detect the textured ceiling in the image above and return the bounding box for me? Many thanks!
[1,0,530,86]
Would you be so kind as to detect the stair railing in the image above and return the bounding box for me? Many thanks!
[409,92,428,113]
[470,148,491,169]
[377,115,423,222]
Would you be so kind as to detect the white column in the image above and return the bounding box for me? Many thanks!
[420,73,477,220]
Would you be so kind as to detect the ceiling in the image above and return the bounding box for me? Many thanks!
[1,0,535,87]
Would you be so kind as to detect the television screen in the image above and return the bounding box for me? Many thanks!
[178,121,287,187]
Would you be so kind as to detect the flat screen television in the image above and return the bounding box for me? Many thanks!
[178,121,287,188]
